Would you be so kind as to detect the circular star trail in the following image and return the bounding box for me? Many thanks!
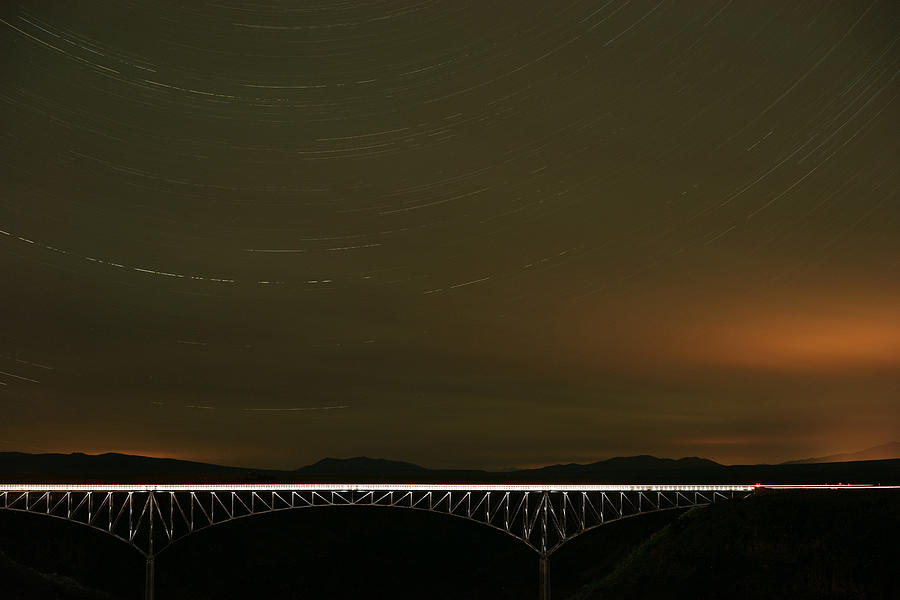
[1,1,898,468]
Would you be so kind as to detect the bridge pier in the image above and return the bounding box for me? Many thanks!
[539,554,550,600]
[145,493,155,600]
[145,555,155,600]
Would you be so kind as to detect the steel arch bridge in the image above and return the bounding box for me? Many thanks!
[0,483,755,599]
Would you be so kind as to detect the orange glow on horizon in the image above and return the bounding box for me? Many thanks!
[689,314,900,372]
[568,285,900,375]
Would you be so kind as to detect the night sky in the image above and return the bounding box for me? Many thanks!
[1,1,898,470]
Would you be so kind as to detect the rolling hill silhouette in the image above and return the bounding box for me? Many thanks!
[783,442,900,464]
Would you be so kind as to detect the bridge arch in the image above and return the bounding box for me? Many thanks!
[156,498,538,556]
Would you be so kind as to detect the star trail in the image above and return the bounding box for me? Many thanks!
[1,1,898,469]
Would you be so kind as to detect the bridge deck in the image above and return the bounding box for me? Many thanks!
[0,483,757,492]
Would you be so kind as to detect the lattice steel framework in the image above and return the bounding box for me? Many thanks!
[0,484,755,600]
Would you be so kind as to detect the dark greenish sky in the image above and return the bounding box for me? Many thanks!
[1,1,898,469]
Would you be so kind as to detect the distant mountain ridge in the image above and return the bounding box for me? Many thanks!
[297,457,427,474]
[0,451,261,483]
[2,450,899,485]
[782,442,900,465]
[524,455,720,473]
[0,451,723,482]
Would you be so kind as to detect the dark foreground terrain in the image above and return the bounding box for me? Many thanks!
[1,490,898,600]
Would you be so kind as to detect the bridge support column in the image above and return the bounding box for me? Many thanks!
[145,492,155,600]
[539,554,550,600]
[145,555,155,600]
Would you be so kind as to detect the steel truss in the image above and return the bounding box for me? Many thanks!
[0,485,754,599]
[0,486,749,556]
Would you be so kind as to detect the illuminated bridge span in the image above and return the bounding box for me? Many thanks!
[0,483,755,599]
